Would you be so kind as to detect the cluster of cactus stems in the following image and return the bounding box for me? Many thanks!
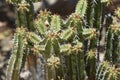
[6,0,120,80]
[97,61,120,80]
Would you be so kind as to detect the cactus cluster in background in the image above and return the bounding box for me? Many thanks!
[5,0,120,80]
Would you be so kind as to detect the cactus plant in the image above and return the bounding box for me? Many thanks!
[6,0,120,80]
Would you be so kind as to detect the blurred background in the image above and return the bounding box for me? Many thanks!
[0,0,15,79]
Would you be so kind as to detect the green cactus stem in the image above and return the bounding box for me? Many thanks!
[6,34,18,80]
[12,28,26,80]
[86,50,96,80]
[112,34,119,64]
[75,0,87,18]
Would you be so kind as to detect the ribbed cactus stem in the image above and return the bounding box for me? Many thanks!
[75,54,80,80]
[112,34,119,64]
[86,50,96,80]
[25,0,35,30]
[17,1,30,27]
[104,30,112,62]
[6,34,18,80]
[59,54,66,79]
[71,54,76,80]
[12,33,24,80]
[104,13,113,62]
[93,0,102,29]
[93,0,102,62]
[78,52,86,80]
[65,55,72,80]
[86,0,95,28]
[96,31,101,62]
